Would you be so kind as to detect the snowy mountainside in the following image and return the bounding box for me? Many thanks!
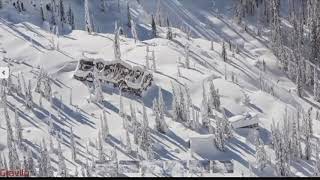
[0,0,319,177]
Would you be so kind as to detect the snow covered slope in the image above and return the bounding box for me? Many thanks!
[0,0,320,177]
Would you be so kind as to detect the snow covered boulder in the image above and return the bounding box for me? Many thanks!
[228,112,259,129]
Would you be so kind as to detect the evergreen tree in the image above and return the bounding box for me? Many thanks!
[290,113,302,160]
[70,127,77,161]
[185,84,192,127]
[27,148,36,176]
[201,82,209,128]
[215,114,226,151]
[151,15,157,38]
[119,90,124,118]
[14,108,23,148]
[130,103,140,144]
[255,138,267,171]
[100,0,107,13]
[101,110,109,140]
[222,109,233,138]
[304,108,313,160]
[127,2,131,29]
[242,91,251,106]
[114,22,121,61]
[185,44,190,69]
[158,88,166,119]
[93,75,104,103]
[84,0,93,34]
[97,131,104,162]
[222,42,227,62]
[166,17,173,40]
[153,98,168,134]
[67,5,75,30]
[271,119,291,176]
[40,2,46,22]
[140,104,151,151]
[59,0,65,24]
[152,51,156,72]
[125,128,132,153]
[3,91,20,170]
[39,139,50,177]
[57,142,67,177]
[313,141,320,176]
[131,20,138,43]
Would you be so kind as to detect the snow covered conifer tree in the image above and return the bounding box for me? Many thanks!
[17,73,22,96]
[213,89,221,110]
[179,86,187,122]
[101,110,109,140]
[152,51,156,72]
[3,92,20,170]
[57,142,67,177]
[119,90,124,118]
[40,2,45,22]
[131,20,138,43]
[39,139,50,177]
[171,84,179,122]
[290,113,302,160]
[222,42,227,62]
[70,127,77,161]
[151,15,157,38]
[39,94,43,108]
[166,17,173,40]
[185,44,190,69]
[59,0,65,24]
[93,76,104,104]
[158,88,166,119]
[145,52,150,70]
[154,98,168,134]
[222,109,233,139]
[140,104,151,151]
[84,0,93,34]
[125,128,132,153]
[304,108,313,160]
[25,80,33,109]
[67,5,75,30]
[110,146,119,176]
[201,82,209,128]
[100,0,107,13]
[211,40,214,51]
[142,104,149,128]
[69,88,73,105]
[313,141,320,176]
[255,138,267,171]
[97,131,104,162]
[127,2,131,29]
[114,22,121,61]
[215,115,226,151]
[27,148,36,176]
[242,91,251,106]
[14,108,23,148]
[48,113,54,135]
[130,103,140,144]
[177,65,181,77]
[152,98,158,116]
[296,68,303,98]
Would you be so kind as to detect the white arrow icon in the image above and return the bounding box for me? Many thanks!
[0,67,9,79]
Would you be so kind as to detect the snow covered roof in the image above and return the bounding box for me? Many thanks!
[229,112,259,129]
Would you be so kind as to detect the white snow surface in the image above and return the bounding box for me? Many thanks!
[0,0,319,177]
